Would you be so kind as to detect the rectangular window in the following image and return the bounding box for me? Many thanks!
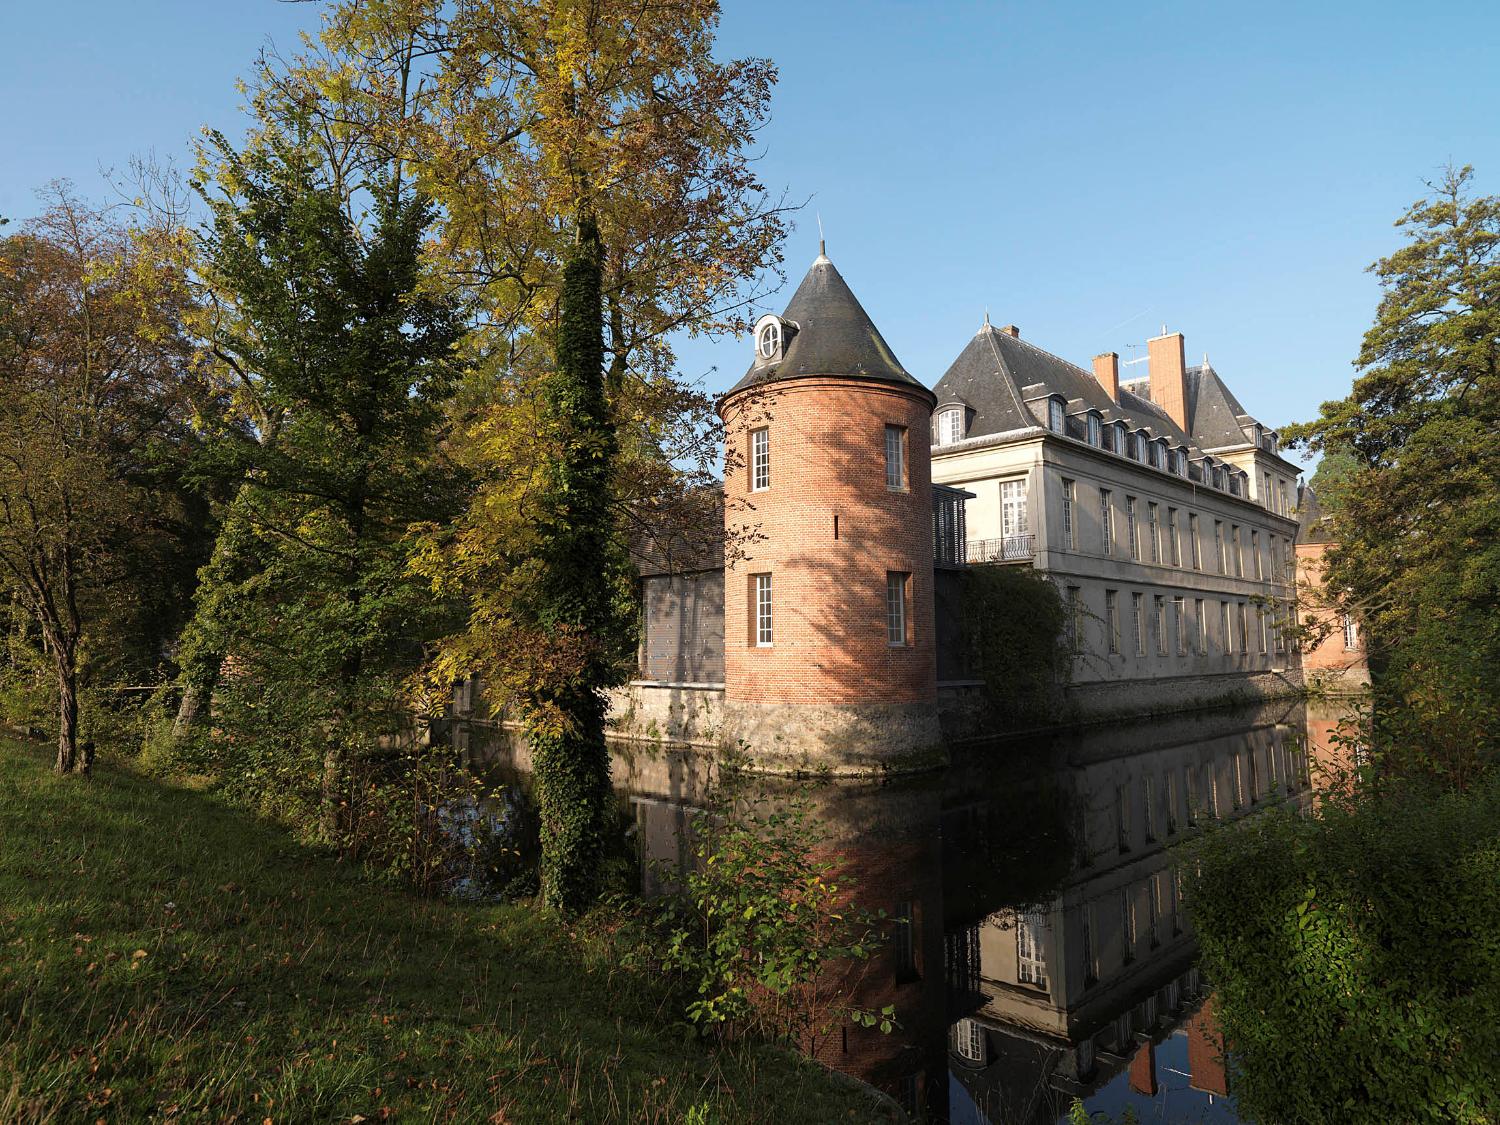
[754,574,773,646]
[1061,478,1075,549]
[1126,497,1139,559]
[1121,887,1136,963]
[1048,398,1065,434]
[1105,589,1120,654]
[1016,910,1048,989]
[1258,607,1268,654]
[1116,782,1131,853]
[1214,521,1226,574]
[1221,600,1232,653]
[1196,598,1208,654]
[1132,592,1145,656]
[1185,767,1199,826]
[751,427,770,491]
[1166,771,1179,835]
[1100,489,1114,554]
[893,901,916,977]
[1148,503,1160,562]
[1001,479,1029,538]
[1251,530,1262,579]
[1249,746,1260,803]
[1066,586,1082,654]
[1168,508,1181,566]
[1233,526,1243,577]
[886,572,909,646]
[1173,596,1186,655]
[1154,595,1167,656]
[1232,752,1244,809]
[1143,775,1157,842]
[1238,602,1249,653]
[1207,763,1220,818]
[955,1018,985,1063]
[884,425,907,490]
[1190,513,1201,570]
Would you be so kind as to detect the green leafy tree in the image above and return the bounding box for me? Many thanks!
[1283,165,1500,785]
[1182,775,1500,1122]
[0,187,198,773]
[183,126,466,843]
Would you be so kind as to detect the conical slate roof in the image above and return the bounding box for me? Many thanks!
[724,254,933,401]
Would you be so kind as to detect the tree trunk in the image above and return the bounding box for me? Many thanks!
[531,210,618,914]
[54,652,78,774]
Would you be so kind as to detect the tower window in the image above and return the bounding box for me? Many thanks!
[756,319,780,359]
[886,572,910,646]
[753,574,773,646]
[884,424,908,490]
[750,427,770,491]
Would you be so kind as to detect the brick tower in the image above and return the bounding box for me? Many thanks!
[717,247,943,773]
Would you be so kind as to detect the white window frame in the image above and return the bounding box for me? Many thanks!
[1196,597,1208,654]
[954,1018,985,1064]
[884,424,907,491]
[1048,396,1066,434]
[938,407,964,446]
[1105,589,1120,654]
[886,571,909,647]
[1016,910,1048,990]
[756,319,781,359]
[754,573,773,646]
[1173,596,1186,655]
[1100,489,1114,554]
[1132,592,1145,656]
[1148,503,1160,563]
[751,427,770,491]
[1168,508,1181,566]
[1087,412,1102,447]
[1343,614,1360,650]
[1126,496,1138,559]
[1061,478,1075,549]
[1155,595,1168,656]
[1001,478,1029,538]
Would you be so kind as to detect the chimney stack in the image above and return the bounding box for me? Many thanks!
[1148,330,1188,430]
[998,324,1020,338]
[1092,351,1119,400]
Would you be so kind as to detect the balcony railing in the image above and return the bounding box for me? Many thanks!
[966,534,1036,564]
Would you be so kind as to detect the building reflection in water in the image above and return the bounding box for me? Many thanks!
[452,699,1321,1123]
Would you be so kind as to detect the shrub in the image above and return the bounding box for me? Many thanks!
[962,564,1069,724]
[1180,774,1500,1123]
[628,785,893,1049]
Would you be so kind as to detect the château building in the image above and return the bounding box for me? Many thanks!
[572,249,1310,772]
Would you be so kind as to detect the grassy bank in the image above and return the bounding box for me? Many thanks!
[0,741,891,1123]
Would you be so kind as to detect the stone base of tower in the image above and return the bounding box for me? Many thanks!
[718,698,947,777]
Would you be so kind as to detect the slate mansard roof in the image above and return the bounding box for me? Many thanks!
[933,325,1200,450]
[724,253,935,403]
[933,323,1288,470]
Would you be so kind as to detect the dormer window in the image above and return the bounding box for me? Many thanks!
[1134,430,1150,462]
[1112,421,1128,454]
[1087,412,1102,447]
[1174,447,1189,477]
[1265,430,1279,454]
[755,319,781,360]
[1153,439,1169,470]
[1213,466,1225,490]
[938,407,965,446]
[1047,396,1066,435]
[1229,473,1242,497]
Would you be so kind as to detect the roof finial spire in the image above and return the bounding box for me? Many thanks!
[983,308,991,328]
[1202,352,1210,369]
[815,212,827,261]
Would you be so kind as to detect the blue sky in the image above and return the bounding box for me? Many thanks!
[7,1,1498,474]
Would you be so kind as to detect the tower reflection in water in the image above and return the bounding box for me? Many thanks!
[455,699,1321,1123]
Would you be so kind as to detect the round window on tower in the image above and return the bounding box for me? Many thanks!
[756,319,781,360]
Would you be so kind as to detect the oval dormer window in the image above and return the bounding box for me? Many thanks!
[756,320,781,360]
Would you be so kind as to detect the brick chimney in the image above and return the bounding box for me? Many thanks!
[998,324,1020,338]
[1092,351,1119,400]
[1128,1038,1159,1097]
[1148,330,1188,430]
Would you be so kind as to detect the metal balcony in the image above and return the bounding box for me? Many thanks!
[966,534,1036,564]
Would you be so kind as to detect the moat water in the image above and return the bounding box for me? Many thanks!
[445,696,1365,1123]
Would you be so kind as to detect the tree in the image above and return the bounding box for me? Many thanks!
[1283,165,1500,785]
[0,187,196,774]
[265,0,787,911]
[183,126,466,839]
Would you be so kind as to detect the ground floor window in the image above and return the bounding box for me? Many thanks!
[1017,909,1048,989]
[753,573,773,646]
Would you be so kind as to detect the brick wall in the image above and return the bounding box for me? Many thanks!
[720,377,937,707]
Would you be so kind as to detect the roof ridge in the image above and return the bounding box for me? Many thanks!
[980,326,1030,420]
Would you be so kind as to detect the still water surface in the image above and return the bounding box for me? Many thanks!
[449,697,1360,1123]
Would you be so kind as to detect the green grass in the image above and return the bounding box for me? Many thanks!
[0,741,892,1123]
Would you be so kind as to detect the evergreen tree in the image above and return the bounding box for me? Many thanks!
[184,127,466,838]
[1284,164,1500,784]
